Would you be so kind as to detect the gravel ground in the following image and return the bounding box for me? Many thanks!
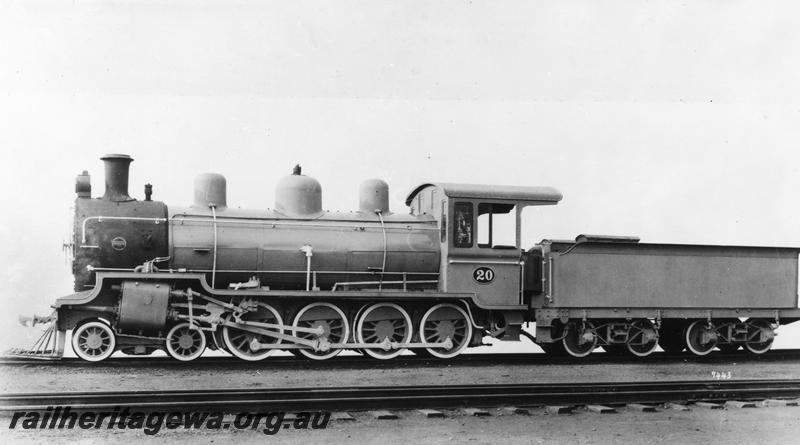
[2,403,799,444]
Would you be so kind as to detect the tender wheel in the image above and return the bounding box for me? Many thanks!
[744,319,774,354]
[292,302,349,360]
[562,321,597,358]
[420,304,473,359]
[658,321,686,354]
[626,319,659,357]
[166,323,207,361]
[71,320,116,362]
[685,320,718,356]
[223,302,283,361]
[356,303,413,360]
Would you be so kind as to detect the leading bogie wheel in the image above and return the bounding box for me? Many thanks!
[222,302,283,361]
[292,302,349,360]
[166,323,207,361]
[626,319,659,357]
[685,320,718,356]
[561,321,597,358]
[356,303,413,360]
[420,303,473,359]
[72,320,117,362]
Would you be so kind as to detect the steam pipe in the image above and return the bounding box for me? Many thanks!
[210,204,218,289]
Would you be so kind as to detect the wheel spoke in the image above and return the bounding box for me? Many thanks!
[293,303,349,360]
[420,304,472,359]
[72,321,116,362]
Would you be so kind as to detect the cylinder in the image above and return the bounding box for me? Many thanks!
[100,154,133,202]
[193,173,227,209]
[275,172,323,217]
[359,179,390,214]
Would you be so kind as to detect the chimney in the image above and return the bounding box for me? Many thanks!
[100,154,134,201]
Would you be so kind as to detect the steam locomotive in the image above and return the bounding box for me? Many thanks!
[15,154,800,361]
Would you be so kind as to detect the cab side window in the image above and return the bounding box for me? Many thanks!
[453,202,473,248]
[477,203,517,248]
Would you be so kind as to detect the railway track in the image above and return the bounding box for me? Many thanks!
[2,379,799,414]
[2,349,799,368]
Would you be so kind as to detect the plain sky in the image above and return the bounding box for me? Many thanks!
[1,0,799,351]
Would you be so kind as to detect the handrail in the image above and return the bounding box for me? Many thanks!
[332,280,439,292]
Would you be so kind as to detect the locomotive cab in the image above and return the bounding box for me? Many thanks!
[405,184,562,310]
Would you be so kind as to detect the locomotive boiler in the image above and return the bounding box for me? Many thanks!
[73,156,440,294]
[14,154,800,362]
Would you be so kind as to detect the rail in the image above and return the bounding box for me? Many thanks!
[2,379,799,413]
[4,349,800,367]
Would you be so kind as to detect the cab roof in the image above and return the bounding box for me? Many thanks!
[405,183,563,206]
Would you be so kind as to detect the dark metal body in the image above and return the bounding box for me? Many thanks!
[117,282,170,332]
[72,196,168,290]
[168,206,440,290]
[539,239,799,309]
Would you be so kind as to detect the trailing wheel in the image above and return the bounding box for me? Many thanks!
[71,320,116,362]
[561,321,597,358]
[166,323,207,361]
[292,302,349,360]
[626,319,659,357]
[222,302,283,361]
[419,303,473,359]
[743,319,774,355]
[685,320,718,356]
[356,303,413,360]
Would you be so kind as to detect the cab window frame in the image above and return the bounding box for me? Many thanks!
[452,201,474,248]
[477,202,518,249]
